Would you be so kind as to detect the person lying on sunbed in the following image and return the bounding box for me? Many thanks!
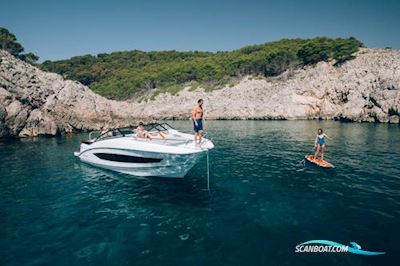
[136,122,152,140]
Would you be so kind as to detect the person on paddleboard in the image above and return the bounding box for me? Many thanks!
[313,128,330,160]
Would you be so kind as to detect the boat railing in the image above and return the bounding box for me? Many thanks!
[132,135,189,145]
[154,130,212,150]
[132,134,212,150]
[164,136,213,150]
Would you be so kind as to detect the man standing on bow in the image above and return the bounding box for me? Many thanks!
[192,99,205,145]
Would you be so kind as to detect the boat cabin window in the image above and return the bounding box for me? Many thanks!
[94,153,162,163]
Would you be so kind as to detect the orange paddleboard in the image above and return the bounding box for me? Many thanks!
[305,154,335,168]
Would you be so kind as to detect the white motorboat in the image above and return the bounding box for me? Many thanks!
[74,123,214,178]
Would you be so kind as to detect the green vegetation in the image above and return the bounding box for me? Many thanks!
[297,37,362,65]
[152,83,184,99]
[40,37,362,99]
[0,27,39,63]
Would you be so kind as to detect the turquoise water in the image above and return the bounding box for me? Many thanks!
[0,121,399,265]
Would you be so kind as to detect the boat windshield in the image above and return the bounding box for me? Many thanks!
[144,123,174,132]
[93,123,175,142]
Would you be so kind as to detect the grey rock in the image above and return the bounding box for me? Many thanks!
[389,115,399,124]
[0,50,139,138]
[134,48,400,124]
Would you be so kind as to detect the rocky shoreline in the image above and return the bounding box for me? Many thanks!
[1,48,399,138]
[0,50,140,138]
[134,48,400,123]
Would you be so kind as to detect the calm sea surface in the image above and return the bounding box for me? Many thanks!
[0,121,399,266]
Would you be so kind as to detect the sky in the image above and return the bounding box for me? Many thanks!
[1,0,399,61]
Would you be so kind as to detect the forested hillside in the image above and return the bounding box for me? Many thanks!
[41,37,363,99]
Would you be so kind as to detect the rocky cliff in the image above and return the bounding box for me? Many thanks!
[0,50,138,138]
[134,48,400,123]
[1,48,399,138]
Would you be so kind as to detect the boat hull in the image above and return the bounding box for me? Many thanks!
[75,145,207,178]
